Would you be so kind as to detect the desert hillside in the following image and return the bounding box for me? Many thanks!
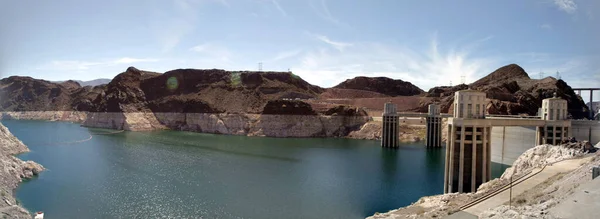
[0,64,590,119]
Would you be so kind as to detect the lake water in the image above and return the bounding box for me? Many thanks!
[3,120,507,219]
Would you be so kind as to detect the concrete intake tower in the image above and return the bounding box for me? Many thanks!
[382,102,399,147]
[426,104,443,148]
[444,90,491,193]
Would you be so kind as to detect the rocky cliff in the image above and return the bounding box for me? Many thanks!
[0,123,45,218]
[89,67,324,114]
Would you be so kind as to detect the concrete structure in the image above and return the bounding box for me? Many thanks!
[587,101,600,117]
[381,102,399,147]
[571,120,600,143]
[536,95,570,145]
[444,90,580,193]
[573,88,599,119]
[445,90,492,193]
[491,126,536,165]
[426,104,443,148]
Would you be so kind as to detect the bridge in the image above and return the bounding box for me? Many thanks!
[573,87,599,119]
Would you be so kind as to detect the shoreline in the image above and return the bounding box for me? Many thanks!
[0,122,44,218]
[0,111,429,142]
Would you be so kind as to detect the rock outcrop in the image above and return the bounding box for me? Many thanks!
[333,76,424,97]
[0,122,45,218]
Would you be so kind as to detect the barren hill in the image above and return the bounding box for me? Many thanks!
[333,76,424,97]
[0,64,590,119]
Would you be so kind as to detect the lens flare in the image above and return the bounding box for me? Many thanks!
[166,77,179,91]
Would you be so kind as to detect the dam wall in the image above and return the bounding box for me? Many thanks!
[490,126,537,165]
[571,120,600,144]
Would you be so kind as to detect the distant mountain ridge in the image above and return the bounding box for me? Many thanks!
[0,64,591,119]
[53,79,111,87]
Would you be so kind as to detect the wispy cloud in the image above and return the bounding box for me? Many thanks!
[114,57,159,64]
[553,0,577,13]
[309,0,348,27]
[312,34,352,51]
[271,0,287,16]
[541,23,553,30]
[270,49,303,62]
[189,43,233,66]
[38,58,159,71]
[292,34,501,89]
[152,0,212,52]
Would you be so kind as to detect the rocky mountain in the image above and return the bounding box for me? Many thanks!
[89,67,325,114]
[0,64,590,119]
[0,77,103,112]
[333,76,424,97]
[75,79,111,87]
[413,64,590,119]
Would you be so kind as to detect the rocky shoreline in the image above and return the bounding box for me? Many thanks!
[0,122,44,218]
[0,111,428,142]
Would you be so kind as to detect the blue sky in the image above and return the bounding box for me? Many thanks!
[0,0,598,100]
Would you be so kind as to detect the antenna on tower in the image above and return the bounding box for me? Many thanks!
[258,62,263,71]
[460,75,466,85]
[556,71,561,80]
[539,72,544,79]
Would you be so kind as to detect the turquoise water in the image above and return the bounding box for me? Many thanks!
[3,120,507,219]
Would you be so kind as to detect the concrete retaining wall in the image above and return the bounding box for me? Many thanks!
[490,126,537,166]
[571,121,600,144]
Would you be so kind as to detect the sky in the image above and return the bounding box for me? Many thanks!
[0,0,598,101]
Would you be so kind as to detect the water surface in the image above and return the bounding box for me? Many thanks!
[4,120,507,219]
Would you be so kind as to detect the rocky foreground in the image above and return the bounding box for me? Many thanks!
[0,123,44,218]
[368,141,598,219]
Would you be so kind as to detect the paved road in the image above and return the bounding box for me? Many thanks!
[549,176,600,218]
[463,156,595,216]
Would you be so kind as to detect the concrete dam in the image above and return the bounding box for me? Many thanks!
[380,89,600,194]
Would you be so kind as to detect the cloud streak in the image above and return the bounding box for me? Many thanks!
[309,0,348,27]
[189,43,234,67]
[38,57,159,71]
[313,34,352,51]
[271,0,287,16]
[553,0,577,13]
[270,49,303,62]
[541,24,552,30]
[292,34,502,89]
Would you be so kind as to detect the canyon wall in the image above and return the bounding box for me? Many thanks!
[0,111,87,123]
[83,112,371,138]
